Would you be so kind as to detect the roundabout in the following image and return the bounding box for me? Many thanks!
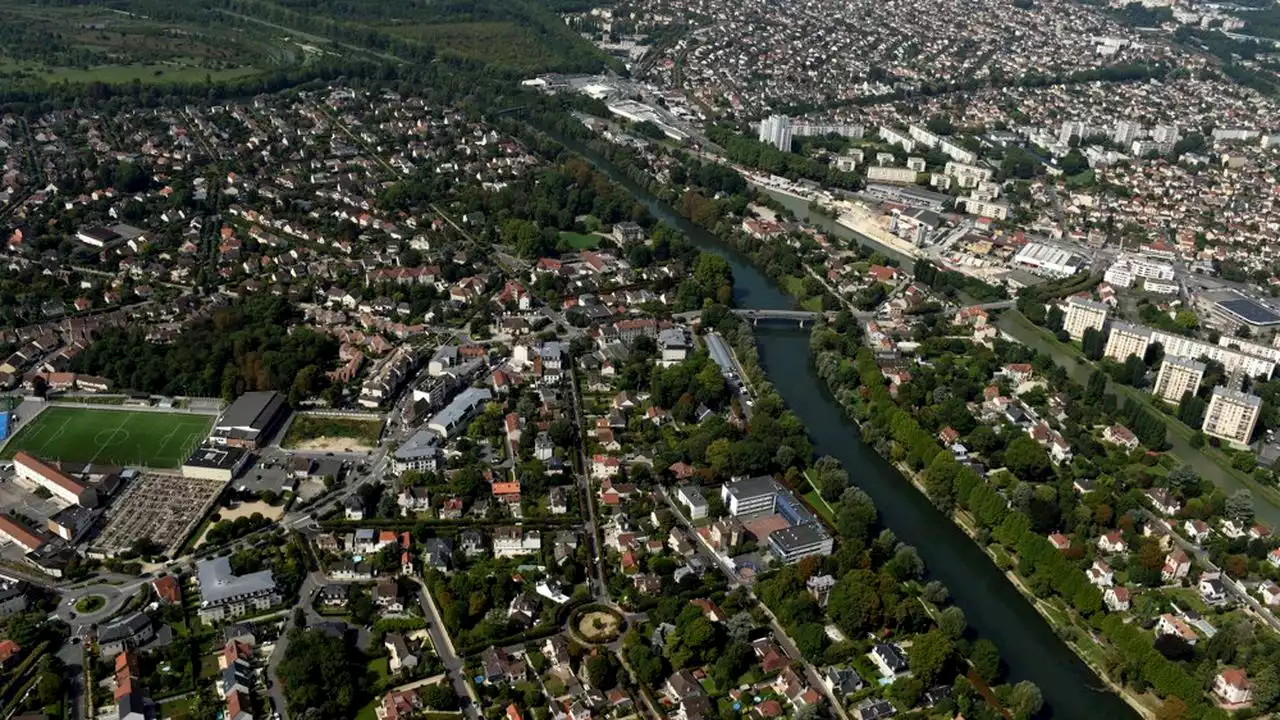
[74,595,106,614]
[569,604,626,645]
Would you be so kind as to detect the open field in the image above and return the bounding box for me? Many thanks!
[0,406,213,468]
[281,415,381,452]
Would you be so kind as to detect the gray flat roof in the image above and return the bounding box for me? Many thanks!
[724,475,779,502]
[769,522,831,551]
[428,387,492,433]
[185,444,248,470]
[1217,297,1280,326]
[216,391,287,432]
[395,429,442,460]
[197,556,277,607]
[1211,385,1263,407]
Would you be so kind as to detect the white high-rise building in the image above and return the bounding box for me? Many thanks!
[1152,124,1180,148]
[1105,322,1153,362]
[1064,297,1109,341]
[1113,121,1142,146]
[758,115,793,152]
[1202,386,1262,448]
[1153,356,1206,405]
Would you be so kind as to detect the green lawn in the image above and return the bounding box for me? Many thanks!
[560,231,601,249]
[800,472,836,524]
[0,406,213,468]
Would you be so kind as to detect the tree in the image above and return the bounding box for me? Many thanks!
[922,581,950,605]
[1004,436,1053,483]
[277,629,365,719]
[421,684,460,711]
[31,374,48,399]
[585,653,615,689]
[1166,465,1198,492]
[1226,489,1255,524]
[938,606,967,640]
[970,639,1001,682]
[1082,326,1106,360]
[907,630,955,686]
[348,586,376,626]
[828,570,883,635]
[1009,681,1044,720]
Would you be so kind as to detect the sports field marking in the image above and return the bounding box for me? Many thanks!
[0,407,215,468]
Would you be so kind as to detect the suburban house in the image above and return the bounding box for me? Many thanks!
[1213,668,1252,707]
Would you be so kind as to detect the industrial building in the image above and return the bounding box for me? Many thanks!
[1012,243,1086,278]
[211,391,290,449]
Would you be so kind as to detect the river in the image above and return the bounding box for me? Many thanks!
[559,136,1134,720]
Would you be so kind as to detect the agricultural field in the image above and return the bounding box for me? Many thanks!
[0,406,213,468]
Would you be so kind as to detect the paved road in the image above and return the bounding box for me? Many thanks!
[416,578,480,719]
[567,367,609,601]
[56,639,86,720]
[657,488,851,720]
[1149,516,1280,634]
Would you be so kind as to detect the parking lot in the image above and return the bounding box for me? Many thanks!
[0,475,64,525]
[93,473,224,557]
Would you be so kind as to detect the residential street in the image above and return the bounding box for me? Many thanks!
[657,488,851,720]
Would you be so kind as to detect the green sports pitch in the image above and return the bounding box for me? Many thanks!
[0,406,214,468]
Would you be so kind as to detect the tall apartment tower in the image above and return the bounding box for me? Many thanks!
[1104,322,1153,362]
[1153,356,1206,404]
[1202,386,1262,448]
[758,115,793,152]
[1064,297,1109,341]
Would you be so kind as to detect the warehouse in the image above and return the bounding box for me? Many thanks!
[211,392,290,449]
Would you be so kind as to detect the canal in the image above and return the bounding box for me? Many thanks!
[558,136,1134,719]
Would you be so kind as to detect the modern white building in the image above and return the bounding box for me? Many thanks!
[939,138,977,165]
[1102,254,1175,289]
[1203,386,1262,448]
[867,166,919,184]
[878,126,916,153]
[675,486,708,520]
[721,476,779,517]
[758,115,793,152]
[1064,297,1109,341]
[1153,356,1206,404]
[768,523,834,564]
[1151,330,1275,379]
[1104,322,1152,362]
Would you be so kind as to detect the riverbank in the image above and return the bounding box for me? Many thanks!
[890,458,1158,718]
[545,127,1136,720]
[997,309,1280,528]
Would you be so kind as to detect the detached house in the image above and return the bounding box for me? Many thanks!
[1097,531,1128,554]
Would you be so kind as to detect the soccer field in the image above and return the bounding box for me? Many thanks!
[0,406,214,468]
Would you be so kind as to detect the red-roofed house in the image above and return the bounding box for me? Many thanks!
[1214,668,1252,706]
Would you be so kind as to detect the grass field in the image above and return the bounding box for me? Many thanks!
[560,231,602,249]
[0,406,213,468]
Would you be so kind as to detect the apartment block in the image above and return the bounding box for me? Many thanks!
[1064,297,1109,341]
[1203,386,1262,448]
[1153,356,1206,404]
[1104,322,1152,362]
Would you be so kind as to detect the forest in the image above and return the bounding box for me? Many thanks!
[70,295,337,402]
